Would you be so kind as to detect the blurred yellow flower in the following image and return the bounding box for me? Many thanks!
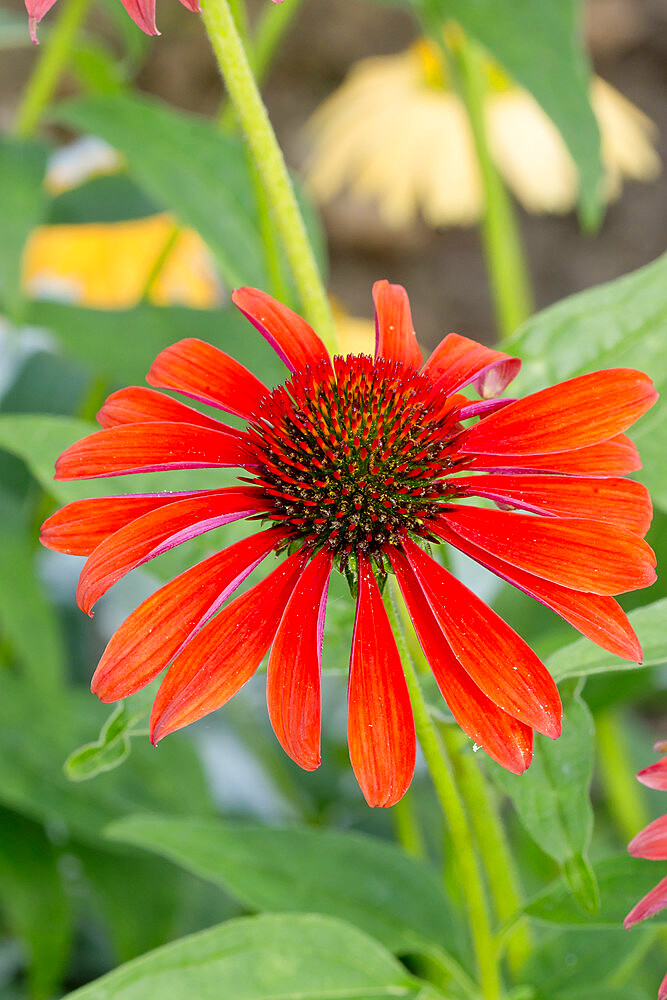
[23,214,223,310]
[305,43,660,228]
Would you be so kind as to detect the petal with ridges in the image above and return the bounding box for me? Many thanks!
[389,547,533,773]
[98,387,227,431]
[54,421,251,480]
[403,538,562,738]
[423,332,521,398]
[267,549,332,770]
[441,506,656,596]
[232,287,332,373]
[119,0,158,34]
[150,549,308,743]
[624,875,667,928]
[25,0,58,42]
[461,369,657,456]
[41,492,206,555]
[147,339,268,421]
[372,280,422,368]
[637,758,667,791]
[431,517,642,662]
[628,815,667,860]
[347,554,416,807]
[466,433,641,477]
[92,527,286,701]
[77,490,264,614]
[451,474,652,536]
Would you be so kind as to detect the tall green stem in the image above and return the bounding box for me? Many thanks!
[596,708,650,843]
[448,36,533,340]
[14,0,91,138]
[201,0,336,349]
[441,726,532,976]
[386,584,502,1000]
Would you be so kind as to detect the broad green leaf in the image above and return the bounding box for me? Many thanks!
[526,925,655,999]
[25,300,285,389]
[0,137,49,318]
[107,814,460,955]
[491,683,597,911]
[64,703,147,781]
[63,913,419,1000]
[52,94,268,288]
[0,493,66,691]
[0,807,72,999]
[414,0,602,223]
[0,675,212,843]
[507,252,667,510]
[547,598,667,682]
[525,854,666,927]
[47,174,158,224]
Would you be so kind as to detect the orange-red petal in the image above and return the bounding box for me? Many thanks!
[441,506,656,596]
[150,548,308,743]
[628,815,667,861]
[77,490,263,614]
[147,338,268,421]
[40,493,203,555]
[347,554,415,807]
[466,433,642,477]
[54,421,251,480]
[423,332,521,398]
[119,0,158,34]
[267,548,332,771]
[462,370,657,456]
[372,280,422,369]
[451,474,652,536]
[91,527,285,701]
[97,386,227,431]
[389,547,533,773]
[624,875,667,928]
[431,517,642,661]
[232,287,332,373]
[403,538,562,738]
[637,758,667,791]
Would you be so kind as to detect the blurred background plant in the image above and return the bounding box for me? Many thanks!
[0,0,666,997]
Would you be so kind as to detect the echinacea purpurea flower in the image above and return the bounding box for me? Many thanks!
[41,281,657,806]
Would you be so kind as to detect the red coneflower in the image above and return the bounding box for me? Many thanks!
[41,281,657,806]
[625,741,667,1000]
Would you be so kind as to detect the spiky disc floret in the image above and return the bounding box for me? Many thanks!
[245,354,464,567]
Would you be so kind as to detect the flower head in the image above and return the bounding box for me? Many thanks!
[625,741,667,1000]
[42,281,657,806]
[305,43,660,228]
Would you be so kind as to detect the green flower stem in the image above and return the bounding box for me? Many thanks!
[250,0,305,83]
[248,153,292,303]
[13,0,91,138]
[596,708,650,843]
[391,791,426,861]
[441,726,532,976]
[139,221,183,303]
[447,35,533,340]
[201,0,336,348]
[386,582,503,1000]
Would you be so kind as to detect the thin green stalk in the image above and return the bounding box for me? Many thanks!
[386,582,503,1000]
[446,35,533,340]
[14,0,92,138]
[596,708,650,843]
[248,154,291,303]
[441,726,532,977]
[139,221,182,303]
[201,0,335,348]
[391,791,426,861]
[250,0,305,83]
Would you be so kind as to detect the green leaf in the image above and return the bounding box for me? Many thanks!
[25,300,285,389]
[491,683,597,911]
[0,807,72,999]
[0,493,66,691]
[51,93,268,288]
[106,814,460,955]
[0,675,212,843]
[525,854,666,927]
[547,598,667,682]
[63,913,419,1000]
[507,252,667,510]
[47,174,158,224]
[0,137,49,319]
[64,703,147,782]
[415,0,602,224]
